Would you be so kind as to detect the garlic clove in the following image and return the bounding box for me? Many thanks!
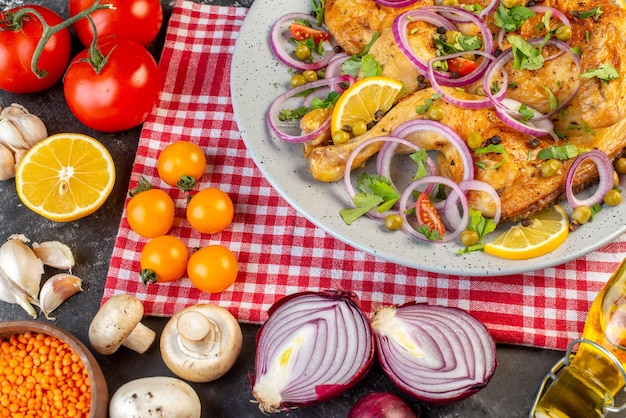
[0,116,30,152]
[0,142,15,181]
[0,235,44,301]
[1,103,28,117]
[33,241,76,271]
[0,262,37,318]
[8,111,47,148]
[39,273,83,320]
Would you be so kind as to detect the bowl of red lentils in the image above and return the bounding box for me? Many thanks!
[0,320,108,418]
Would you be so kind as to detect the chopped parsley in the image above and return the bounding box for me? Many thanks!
[581,64,619,84]
[473,144,509,170]
[339,173,399,225]
[494,4,535,32]
[458,208,498,254]
[311,0,325,27]
[278,90,341,121]
[342,32,382,78]
[536,144,579,160]
[416,93,443,114]
[572,6,603,21]
[508,35,544,71]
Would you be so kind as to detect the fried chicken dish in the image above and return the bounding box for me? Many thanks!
[298,0,626,222]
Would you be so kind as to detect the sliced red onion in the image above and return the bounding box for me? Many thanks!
[374,0,420,7]
[495,98,556,139]
[530,6,571,32]
[398,175,469,242]
[269,12,337,71]
[565,150,614,208]
[393,7,494,87]
[392,119,475,181]
[371,303,497,403]
[348,392,417,418]
[267,75,354,143]
[324,52,351,78]
[427,51,496,109]
[444,179,502,231]
[252,290,375,413]
[477,0,499,19]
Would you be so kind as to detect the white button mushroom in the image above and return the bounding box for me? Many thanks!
[88,293,156,355]
[109,376,201,418]
[160,304,243,383]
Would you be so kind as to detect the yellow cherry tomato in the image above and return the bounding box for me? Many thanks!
[157,141,207,191]
[186,188,234,234]
[140,235,189,285]
[126,188,175,238]
[187,245,238,293]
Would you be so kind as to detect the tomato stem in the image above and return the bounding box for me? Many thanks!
[128,176,154,198]
[16,0,113,79]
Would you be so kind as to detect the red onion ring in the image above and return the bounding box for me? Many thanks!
[371,302,497,403]
[392,119,475,181]
[565,150,615,208]
[374,0,420,7]
[495,98,557,139]
[398,175,469,242]
[269,12,337,71]
[252,290,375,413]
[324,52,351,78]
[267,75,354,143]
[443,179,502,231]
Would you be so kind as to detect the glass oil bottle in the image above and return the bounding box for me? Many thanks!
[530,257,626,418]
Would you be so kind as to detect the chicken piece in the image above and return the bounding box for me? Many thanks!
[307,87,626,222]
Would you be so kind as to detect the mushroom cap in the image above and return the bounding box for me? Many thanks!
[160,304,243,382]
[88,293,145,355]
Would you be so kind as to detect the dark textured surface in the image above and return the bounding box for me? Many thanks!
[0,0,575,416]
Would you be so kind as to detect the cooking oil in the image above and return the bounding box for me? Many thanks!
[531,258,626,418]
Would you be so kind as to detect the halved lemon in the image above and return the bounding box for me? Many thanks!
[331,76,404,138]
[15,133,116,222]
[483,205,569,260]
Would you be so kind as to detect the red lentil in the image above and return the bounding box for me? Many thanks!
[0,332,91,417]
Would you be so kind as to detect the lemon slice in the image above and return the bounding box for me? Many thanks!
[16,133,116,222]
[484,205,569,260]
[331,76,404,138]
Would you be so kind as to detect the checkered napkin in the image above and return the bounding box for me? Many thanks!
[103,0,626,351]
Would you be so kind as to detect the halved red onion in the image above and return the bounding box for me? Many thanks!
[269,12,337,71]
[252,290,375,413]
[348,392,417,418]
[565,150,614,208]
[267,75,354,143]
[371,302,497,404]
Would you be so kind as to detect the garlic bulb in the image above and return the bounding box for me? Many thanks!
[0,104,47,180]
[33,241,75,271]
[39,273,83,320]
[0,234,44,302]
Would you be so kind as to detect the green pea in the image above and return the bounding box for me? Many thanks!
[332,130,351,145]
[555,25,572,42]
[467,132,483,150]
[541,159,562,177]
[350,121,368,137]
[615,157,626,175]
[294,44,311,61]
[384,214,403,230]
[303,70,318,82]
[572,205,591,225]
[604,189,622,207]
[427,105,444,121]
[290,74,307,88]
[460,230,479,247]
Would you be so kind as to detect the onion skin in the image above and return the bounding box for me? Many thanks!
[348,392,418,418]
[371,302,497,404]
[252,290,375,413]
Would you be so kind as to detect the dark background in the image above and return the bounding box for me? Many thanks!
[0,0,606,416]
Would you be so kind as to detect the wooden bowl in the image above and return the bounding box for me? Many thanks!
[0,320,108,418]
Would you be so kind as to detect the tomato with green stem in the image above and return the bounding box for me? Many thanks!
[63,37,161,132]
[140,235,189,285]
[157,141,207,191]
[186,188,234,234]
[187,245,238,293]
[126,179,175,238]
[69,0,163,47]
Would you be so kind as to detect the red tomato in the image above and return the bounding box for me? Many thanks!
[0,5,71,93]
[140,235,189,285]
[416,193,445,239]
[69,0,163,47]
[289,23,330,43]
[447,57,478,76]
[187,245,238,293]
[186,188,234,234]
[63,38,161,132]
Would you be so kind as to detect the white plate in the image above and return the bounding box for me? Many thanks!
[230,0,626,276]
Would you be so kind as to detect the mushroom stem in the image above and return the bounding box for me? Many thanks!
[178,310,220,356]
[122,322,156,354]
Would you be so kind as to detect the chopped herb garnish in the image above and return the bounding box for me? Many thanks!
[409,149,429,180]
[361,54,382,78]
[341,32,381,77]
[494,4,535,32]
[508,35,544,71]
[474,144,509,170]
[418,225,443,241]
[572,6,602,21]
[278,90,341,121]
[581,64,619,84]
[340,173,399,225]
[543,86,558,110]
[311,0,325,27]
[518,103,535,121]
[537,144,579,160]
[416,93,443,114]
[458,208,498,254]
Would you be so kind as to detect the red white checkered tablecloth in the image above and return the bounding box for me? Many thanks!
[103,0,626,351]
